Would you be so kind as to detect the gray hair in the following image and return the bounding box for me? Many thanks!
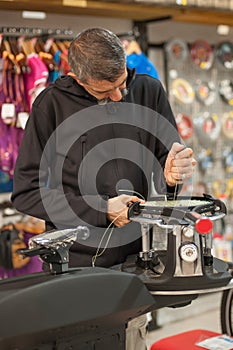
[68,27,126,83]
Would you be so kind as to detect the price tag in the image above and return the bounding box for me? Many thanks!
[44,37,54,52]
[1,103,16,124]
[17,112,29,129]
[196,334,233,349]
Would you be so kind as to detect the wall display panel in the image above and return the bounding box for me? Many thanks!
[164,36,233,237]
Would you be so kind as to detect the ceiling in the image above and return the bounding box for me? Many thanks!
[0,0,233,26]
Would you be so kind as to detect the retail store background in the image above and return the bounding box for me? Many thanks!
[0,6,233,347]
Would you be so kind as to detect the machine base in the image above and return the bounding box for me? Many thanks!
[121,254,232,292]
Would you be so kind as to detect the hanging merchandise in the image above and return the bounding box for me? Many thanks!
[124,40,160,79]
[0,118,13,176]
[226,179,233,200]
[1,103,16,125]
[0,223,30,270]
[193,112,221,148]
[0,120,23,179]
[126,52,159,79]
[197,148,214,174]
[23,52,49,109]
[0,194,45,276]
[48,40,63,82]
[222,148,233,175]
[195,80,216,106]
[190,39,214,70]
[0,170,13,193]
[171,78,195,104]
[1,43,17,125]
[165,38,188,61]
[226,179,233,213]
[218,79,233,106]
[0,210,44,278]
[175,113,193,142]
[165,36,233,235]
[0,43,27,178]
[216,41,233,70]
[222,111,233,141]
[0,27,73,194]
[212,179,227,199]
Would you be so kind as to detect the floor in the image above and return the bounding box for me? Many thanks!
[146,291,222,348]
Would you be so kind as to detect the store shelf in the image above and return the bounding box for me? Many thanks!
[0,0,233,25]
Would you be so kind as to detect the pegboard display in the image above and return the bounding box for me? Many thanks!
[165,38,233,219]
[136,0,233,10]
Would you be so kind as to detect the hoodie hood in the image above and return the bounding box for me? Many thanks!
[53,68,136,101]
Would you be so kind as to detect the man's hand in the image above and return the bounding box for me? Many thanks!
[164,142,197,187]
[107,194,144,227]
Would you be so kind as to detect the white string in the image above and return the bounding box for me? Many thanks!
[174,182,179,200]
[92,190,145,266]
[118,189,145,201]
[91,210,125,267]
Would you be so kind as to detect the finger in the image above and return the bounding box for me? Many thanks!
[174,147,193,160]
[192,158,197,166]
[121,195,144,206]
[173,170,193,181]
[170,164,194,180]
[114,209,131,227]
[172,158,193,168]
[174,158,196,171]
[120,194,141,203]
[119,194,132,203]
[114,218,131,227]
[170,142,186,158]
[185,147,194,157]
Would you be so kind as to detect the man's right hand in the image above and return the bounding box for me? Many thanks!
[107,194,144,227]
[164,142,196,186]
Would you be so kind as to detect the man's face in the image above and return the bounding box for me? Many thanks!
[78,68,128,104]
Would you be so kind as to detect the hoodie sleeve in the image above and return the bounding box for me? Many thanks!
[11,100,108,230]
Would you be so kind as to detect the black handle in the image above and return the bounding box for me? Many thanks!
[161,207,197,223]
[203,194,227,214]
[127,201,141,219]
[17,247,50,258]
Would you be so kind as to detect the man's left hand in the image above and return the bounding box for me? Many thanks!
[107,194,144,227]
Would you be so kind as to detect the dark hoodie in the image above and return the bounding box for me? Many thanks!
[11,69,180,267]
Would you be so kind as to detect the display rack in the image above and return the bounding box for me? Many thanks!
[163,37,233,245]
[0,26,73,38]
[134,0,233,11]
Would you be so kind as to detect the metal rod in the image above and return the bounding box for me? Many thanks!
[141,223,150,252]
[0,27,73,38]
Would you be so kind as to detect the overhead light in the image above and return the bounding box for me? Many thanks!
[22,11,47,20]
[176,0,187,5]
[63,0,87,7]
[217,25,230,36]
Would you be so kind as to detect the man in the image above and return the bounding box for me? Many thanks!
[11,27,196,349]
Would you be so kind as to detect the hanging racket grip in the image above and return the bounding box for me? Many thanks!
[136,223,159,269]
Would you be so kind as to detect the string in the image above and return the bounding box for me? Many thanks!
[91,209,125,267]
[174,182,179,200]
[171,143,187,200]
[118,189,145,201]
[92,190,145,266]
